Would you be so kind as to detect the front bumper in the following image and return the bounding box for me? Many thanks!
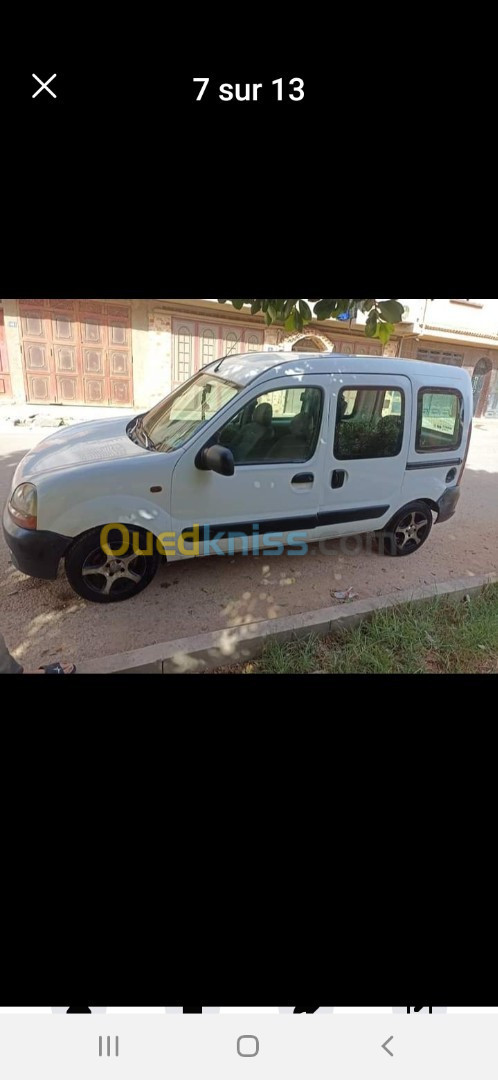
[2,501,71,580]
[436,485,461,523]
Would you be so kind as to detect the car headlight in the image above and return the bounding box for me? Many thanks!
[9,483,38,530]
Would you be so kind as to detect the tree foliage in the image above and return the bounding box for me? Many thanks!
[217,298,405,345]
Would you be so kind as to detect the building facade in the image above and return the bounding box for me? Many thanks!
[0,297,497,418]
[400,298,498,419]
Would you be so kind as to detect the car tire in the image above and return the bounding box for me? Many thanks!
[65,526,160,603]
[380,501,433,557]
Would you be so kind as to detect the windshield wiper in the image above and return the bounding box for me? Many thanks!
[128,416,141,444]
[134,416,157,451]
[140,420,158,451]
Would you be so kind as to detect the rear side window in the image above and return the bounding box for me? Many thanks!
[334,386,405,460]
[416,389,463,452]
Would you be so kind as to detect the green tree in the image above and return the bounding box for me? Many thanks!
[217,298,405,345]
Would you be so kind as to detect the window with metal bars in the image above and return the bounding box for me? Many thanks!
[417,349,464,367]
[175,326,193,382]
[201,329,216,367]
[225,331,239,356]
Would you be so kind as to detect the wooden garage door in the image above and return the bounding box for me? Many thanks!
[0,309,12,397]
[19,300,133,407]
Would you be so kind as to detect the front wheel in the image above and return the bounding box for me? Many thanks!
[381,501,433,557]
[65,526,159,603]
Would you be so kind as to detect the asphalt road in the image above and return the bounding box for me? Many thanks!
[1,420,497,670]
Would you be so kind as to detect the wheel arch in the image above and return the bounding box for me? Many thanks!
[384,498,437,533]
[63,521,168,561]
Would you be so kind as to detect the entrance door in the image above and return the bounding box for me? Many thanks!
[318,373,411,537]
[51,300,82,405]
[19,300,134,407]
[19,302,56,404]
[291,336,324,352]
[472,357,492,416]
[170,375,330,551]
[0,309,12,397]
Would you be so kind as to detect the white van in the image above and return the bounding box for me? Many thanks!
[3,353,473,604]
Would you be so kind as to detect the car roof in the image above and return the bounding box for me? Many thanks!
[207,351,469,387]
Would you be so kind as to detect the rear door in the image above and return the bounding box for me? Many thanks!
[401,377,469,505]
[318,373,411,536]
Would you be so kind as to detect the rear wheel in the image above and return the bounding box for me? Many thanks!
[65,526,159,603]
[381,501,433,557]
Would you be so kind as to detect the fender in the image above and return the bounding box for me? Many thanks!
[39,494,176,549]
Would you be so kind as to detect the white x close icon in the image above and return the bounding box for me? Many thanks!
[32,73,57,99]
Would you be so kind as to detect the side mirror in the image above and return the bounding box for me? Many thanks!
[199,444,235,477]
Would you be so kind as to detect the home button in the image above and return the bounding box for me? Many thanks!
[237,1035,260,1058]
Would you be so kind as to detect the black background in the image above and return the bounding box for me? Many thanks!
[0,12,493,1011]
[1,692,494,1005]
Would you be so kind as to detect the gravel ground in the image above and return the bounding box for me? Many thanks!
[1,419,497,671]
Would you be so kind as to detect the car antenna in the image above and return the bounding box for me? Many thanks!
[214,353,230,373]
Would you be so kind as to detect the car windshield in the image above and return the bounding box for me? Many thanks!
[141,372,241,452]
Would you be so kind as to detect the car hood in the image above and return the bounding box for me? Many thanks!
[14,416,148,482]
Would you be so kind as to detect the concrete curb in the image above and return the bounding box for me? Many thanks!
[76,572,497,674]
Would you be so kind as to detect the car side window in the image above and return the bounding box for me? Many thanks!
[218,386,323,465]
[334,386,405,460]
[416,389,463,452]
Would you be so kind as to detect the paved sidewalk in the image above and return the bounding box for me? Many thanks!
[0,403,135,430]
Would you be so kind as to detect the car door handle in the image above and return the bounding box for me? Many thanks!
[331,470,346,489]
[292,473,314,484]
